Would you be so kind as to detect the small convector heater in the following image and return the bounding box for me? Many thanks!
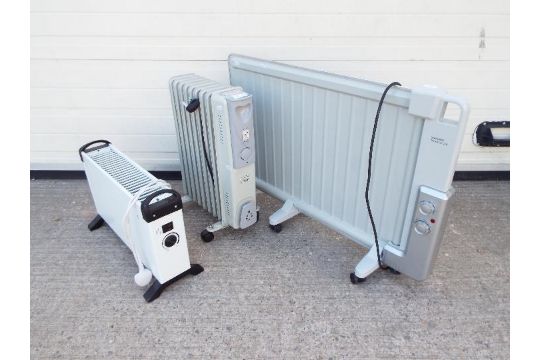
[79,140,203,302]
[169,74,258,242]
[229,55,469,283]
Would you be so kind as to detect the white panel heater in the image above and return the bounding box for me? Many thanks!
[79,140,203,302]
[229,55,469,282]
[169,74,258,242]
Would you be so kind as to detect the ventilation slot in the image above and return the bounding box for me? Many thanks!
[218,117,225,144]
[86,147,167,200]
[224,192,231,217]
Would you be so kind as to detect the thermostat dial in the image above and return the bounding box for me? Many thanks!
[414,220,431,235]
[163,233,179,248]
[418,200,436,215]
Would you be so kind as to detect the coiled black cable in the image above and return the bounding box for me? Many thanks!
[365,81,402,268]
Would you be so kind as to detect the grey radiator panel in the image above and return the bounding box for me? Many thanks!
[229,55,469,280]
[229,56,424,247]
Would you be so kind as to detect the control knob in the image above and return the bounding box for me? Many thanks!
[163,233,178,248]
[418,200,435,215]
[414,220,431,235]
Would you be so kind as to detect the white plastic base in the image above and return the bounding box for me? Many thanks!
[354,245,382,279]
[269,199,300,226]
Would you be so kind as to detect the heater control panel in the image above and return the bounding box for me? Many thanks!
[225,92,255,169]
[383,185,454,281]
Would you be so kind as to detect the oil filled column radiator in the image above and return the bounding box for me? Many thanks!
[169,74,258,242]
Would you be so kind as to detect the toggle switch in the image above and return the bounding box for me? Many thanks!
[240,147,252,161]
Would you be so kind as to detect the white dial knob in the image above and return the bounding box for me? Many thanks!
[414,220,431,235]
[419,200,436,215]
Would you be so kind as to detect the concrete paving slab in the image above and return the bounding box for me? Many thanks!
[30,180,509,359]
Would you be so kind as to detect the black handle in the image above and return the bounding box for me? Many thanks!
[186,98,200,113]
[474,121,510,147]
[141,189,179,208]
[79,139,111,161]
[141,189,183,223]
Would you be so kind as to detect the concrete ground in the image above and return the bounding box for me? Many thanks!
[30,180,509,359]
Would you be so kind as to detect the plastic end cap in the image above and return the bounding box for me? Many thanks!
[134,269,153,287]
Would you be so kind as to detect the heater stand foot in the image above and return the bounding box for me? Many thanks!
[269,199,299,232]
[189,263,204,275]
[269,223,282,233]
[201,222,227,242]
[351,245,381,284]
[143,264,204,303]
[350,273,366,284]
[88,215,104,231]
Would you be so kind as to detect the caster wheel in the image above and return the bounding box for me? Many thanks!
[200,229,214,243]
[269,224,282,233]
[387,267,401,275]
[350,273,366,284]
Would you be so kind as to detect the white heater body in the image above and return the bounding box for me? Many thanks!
[81,142,191,284]
[169,74,257,232]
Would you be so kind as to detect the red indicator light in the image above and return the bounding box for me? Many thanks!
[430,219,436,224]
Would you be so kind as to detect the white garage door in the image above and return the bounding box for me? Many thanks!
[30,0,509,171]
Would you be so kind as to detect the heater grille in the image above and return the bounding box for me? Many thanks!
[86,147,167,200]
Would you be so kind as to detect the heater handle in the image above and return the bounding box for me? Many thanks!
[79,139,111,161]
[443,94,470,126]
[140,189,183,223]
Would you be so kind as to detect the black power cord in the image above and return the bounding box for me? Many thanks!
[186,98,215,184]
[199,116,215,184]
[365,81,402,268]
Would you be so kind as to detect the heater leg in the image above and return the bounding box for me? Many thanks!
[143,264,204,303]
[206,221,227,232]
[269,199,299,233]
[88,215,104,231]
[201,221,227,242]
[350,245,381,284]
